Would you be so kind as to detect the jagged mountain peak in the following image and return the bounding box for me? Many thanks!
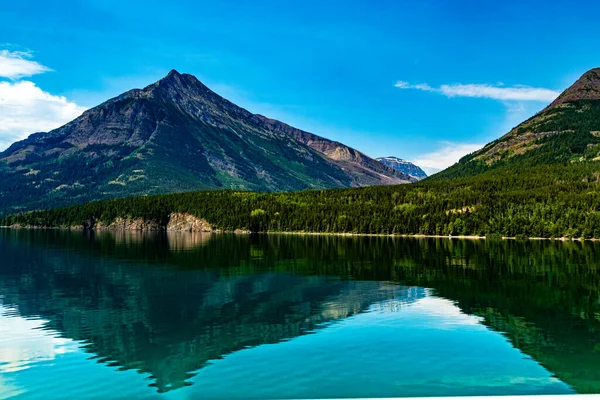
[379,156,409,163]
[149,69,206,94]
[547,67,600,109]
[376,157,427,180]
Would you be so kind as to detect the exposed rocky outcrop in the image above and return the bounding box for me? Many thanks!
[102,213,217,232]
[95,217,162,231]
[6,212,254,233]
[166,212,214,232]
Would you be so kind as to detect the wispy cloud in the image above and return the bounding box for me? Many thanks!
[0,50,51,79]
[0,49,86,151]
[395,80,559,102]
[412,141,483,174]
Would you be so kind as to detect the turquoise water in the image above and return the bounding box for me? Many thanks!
[1,230,599,399]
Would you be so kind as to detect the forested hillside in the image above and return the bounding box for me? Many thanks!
[435,68,600,179]
[3,160,600,238]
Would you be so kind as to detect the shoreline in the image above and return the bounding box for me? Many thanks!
[265,231,600,241]
[1,225,599,241]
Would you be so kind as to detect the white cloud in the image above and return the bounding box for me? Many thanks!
[394,81,411,89]
[0,49,86,151]
[419,166,443,176]
[412,141,483,174]
[439,84,559,101]
[395,80,559,102]
[0,80,87,151]
[410,296,483,327]
[0,50,51,80]
[0,305,79,374]
[413,83,433,91]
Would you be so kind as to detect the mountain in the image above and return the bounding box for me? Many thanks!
[376,156,427,180]
[0,70,413,214]
[435,68,600,179]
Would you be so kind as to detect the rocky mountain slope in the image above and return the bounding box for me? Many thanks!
[0,70,413,214]
[435,68,600,179]
[255,115,409,186]
[376,156,427,180]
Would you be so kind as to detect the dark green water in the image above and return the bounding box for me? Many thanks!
[1,230,599,399]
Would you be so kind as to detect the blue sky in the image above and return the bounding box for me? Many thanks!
[1,0,599,173]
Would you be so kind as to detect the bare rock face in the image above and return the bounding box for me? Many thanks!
[166,213,214,232]
[254,114,416,185]
[376,157,427,180]
[547,68,600,109]
[96,217,162,231]
[82,213,215,232]
[9,213,219,232]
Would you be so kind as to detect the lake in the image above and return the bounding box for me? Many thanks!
[0,229,599,399]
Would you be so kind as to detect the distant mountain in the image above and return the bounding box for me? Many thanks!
[376,156,427,180]
[0,70,414,214]
[435,68,600,179]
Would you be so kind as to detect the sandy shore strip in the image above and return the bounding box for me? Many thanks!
[2,225,600,241]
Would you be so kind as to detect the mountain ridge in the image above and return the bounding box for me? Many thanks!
[376,156,427,180]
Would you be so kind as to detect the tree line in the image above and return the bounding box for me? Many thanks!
[3,161,600,239]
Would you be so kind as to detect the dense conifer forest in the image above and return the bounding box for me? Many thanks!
[2,160,600,238]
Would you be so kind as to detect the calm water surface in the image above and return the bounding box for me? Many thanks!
[1,230,599,399]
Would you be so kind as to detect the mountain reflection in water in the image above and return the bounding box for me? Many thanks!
[0,230,599,397]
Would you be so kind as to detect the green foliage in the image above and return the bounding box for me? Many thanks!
[250,208,267,217]
[3,160,600,239]
[433,100,600,180]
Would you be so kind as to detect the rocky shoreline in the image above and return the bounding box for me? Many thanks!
[4,212,251,234]
[2,220,600,241]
